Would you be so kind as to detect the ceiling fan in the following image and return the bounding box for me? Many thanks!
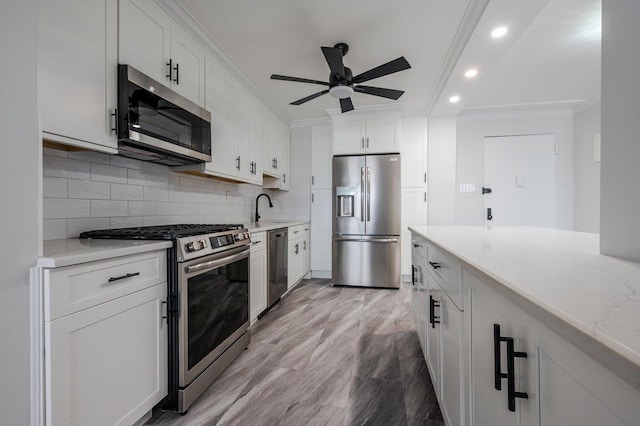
[271,43,411,113]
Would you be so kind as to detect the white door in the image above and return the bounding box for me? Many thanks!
[484,134,556,227]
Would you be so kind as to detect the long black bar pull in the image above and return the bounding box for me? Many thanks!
[506,337,528,412]
[494,324,508,390]
[429,295,440,328]
[487,208,493,221]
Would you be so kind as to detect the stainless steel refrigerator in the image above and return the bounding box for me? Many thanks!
[332,153,401,288]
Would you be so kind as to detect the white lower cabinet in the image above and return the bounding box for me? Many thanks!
[287,224,310,289]
[411,230,640,426]
[249,231,267,322]
[45,282,167,426]
[40,249,168,426]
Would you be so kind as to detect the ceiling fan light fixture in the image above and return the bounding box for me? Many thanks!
[329,85,354,99]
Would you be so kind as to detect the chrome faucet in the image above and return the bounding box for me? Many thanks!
[255,193,273,222]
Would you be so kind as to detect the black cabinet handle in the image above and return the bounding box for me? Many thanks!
[494,324,509,390]
[487,207,493,221]
[111,108,118,135]
[173,62,179,84]
[493,323,528,412]
[428,261,441,269]
[506,337,528,411]
[166,59,172,80]
[411,265,416,286]
[429,295,440,328]
[236,156,241,170]
[108,272,140,283]
[413,243,420,248]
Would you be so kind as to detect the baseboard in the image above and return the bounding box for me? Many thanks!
[311,270,331,279]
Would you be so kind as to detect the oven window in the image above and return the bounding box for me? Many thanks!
[127,83,206,152]
[187,257,248,370]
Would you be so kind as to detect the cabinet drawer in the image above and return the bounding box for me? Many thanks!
[425,243,461,308]
[411,234,429,261]
[250,231,266,252]
[289,224,310,238]
[44,250,166,321]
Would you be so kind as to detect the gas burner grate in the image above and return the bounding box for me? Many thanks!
[79,224,245,240]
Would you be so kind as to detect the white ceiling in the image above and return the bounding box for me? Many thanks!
[179,0,601,122]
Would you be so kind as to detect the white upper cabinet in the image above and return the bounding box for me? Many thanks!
[119,0,205,107]
[333,118,399,155]
[38,0,118,152]
[262,114,291,190]
[311,126,333,189]
[401,120,428,188]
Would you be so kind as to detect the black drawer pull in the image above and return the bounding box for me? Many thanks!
[493,323,528,412]
[428,261,441,269]
[429,295,440,328]
[411,265,417,286]
[108,272,140,283]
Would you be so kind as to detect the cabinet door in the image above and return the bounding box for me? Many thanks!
[249,248,267,322]
[280,126,291,190]
[205,107,238,178]
[424,267,441,395]
[366,119,399,153]
[237,93,253,182]
[301,237,310,277]
[311,127,333,188]
[470,285,531,426]
[248,101,264,185]
[287,239,299,289]
[271,120,283,178]
[333,121,366,155]
[401,121,428,187]
[262,112,276,175]
[45,283,167,426]
[440,291,462,426]
[170,24,206,106]
[119,0,172,87]
[310,189,332,272]
[38,0,117,151]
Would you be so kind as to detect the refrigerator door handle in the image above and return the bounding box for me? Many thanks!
[366,167,371,222]
[333,238,399,243]
[361,166,366,222]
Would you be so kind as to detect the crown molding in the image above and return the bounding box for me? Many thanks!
[457,102,577,123]
[424,0,490,115]
[156,0,291,125]
[290,117,332,129]
[572,96,601,115]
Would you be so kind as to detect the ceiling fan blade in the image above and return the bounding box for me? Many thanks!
[354,85,405,100]
[290,90,330,105]
[352,57,411,84]
[271,74,329,86]
[321,47,345,80]
[340,97,354,113]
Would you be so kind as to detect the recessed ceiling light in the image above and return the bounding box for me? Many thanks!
[464,69,478,78]
[449,95,461,103]
[491,26,508,38]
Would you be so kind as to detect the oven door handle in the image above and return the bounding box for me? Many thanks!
[185,248,250,274]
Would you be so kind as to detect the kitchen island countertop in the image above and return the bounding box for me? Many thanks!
[409,225,640,390]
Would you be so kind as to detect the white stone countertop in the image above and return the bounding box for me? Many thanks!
[38,239,173,268]
[408,225,640,389]
[242,221,310,233]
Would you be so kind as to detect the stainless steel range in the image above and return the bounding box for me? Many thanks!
[80,224,251,413]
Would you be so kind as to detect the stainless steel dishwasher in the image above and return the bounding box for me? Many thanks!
[267,228,288,307]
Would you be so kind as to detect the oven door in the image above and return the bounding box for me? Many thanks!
[178,246,250,386]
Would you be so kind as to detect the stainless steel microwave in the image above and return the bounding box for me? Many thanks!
[116,64,211,166]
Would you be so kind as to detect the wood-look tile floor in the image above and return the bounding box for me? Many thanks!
[148,278,445,426]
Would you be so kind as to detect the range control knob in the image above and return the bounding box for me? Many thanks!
[185,239,207,253]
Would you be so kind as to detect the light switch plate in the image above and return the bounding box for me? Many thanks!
[459,184,476,193]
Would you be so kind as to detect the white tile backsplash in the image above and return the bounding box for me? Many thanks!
[91,200,128,217]
[43,148,276,239]
[91,163,128,184]
[43,177,67,198]
[67,179,110,199]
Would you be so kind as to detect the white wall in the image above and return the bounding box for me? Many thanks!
[272,127,312,221]
[573,104,601,233]
[428,117,457,225]
[43,148,275,239]
[600,1,640,262]
[1,2,39,424]
[455,112,575,229]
